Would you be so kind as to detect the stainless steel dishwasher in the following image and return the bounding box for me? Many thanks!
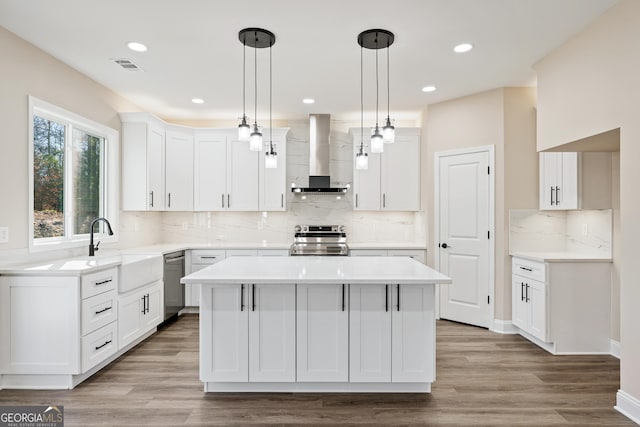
[163,251,185,321]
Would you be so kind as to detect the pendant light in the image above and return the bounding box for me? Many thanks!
[382,38,395,143]
[239,28,275,151]
[265,41,277,169]
[358,29,394,154]
[238,38,250,141]
[355,43,368,170]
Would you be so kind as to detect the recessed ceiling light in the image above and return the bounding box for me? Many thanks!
[303,98,315,104]
[127,42,148,52]
[453,43,473,53]
[422,86,436,93]
[191,98,204,104]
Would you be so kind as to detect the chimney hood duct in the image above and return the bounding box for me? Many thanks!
[292,114,349,194]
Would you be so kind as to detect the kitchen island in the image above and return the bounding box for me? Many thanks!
[181,256,451,393]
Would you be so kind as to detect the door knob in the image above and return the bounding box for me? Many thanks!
[440,243,448,248]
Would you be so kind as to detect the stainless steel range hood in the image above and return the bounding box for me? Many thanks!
[292,114,349,194]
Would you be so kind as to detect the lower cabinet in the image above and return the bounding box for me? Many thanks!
[200,282,435,385]
[349,284,435,383]
[200,283,296,383]
[511,275,547,342]
[296,283,349,382]
[118,281,163,350]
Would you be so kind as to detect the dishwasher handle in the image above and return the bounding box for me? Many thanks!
[165,255,185,264]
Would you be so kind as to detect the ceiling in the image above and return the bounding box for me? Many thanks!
[0,0,618,121]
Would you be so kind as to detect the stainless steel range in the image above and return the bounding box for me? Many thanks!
[289,225,349,256]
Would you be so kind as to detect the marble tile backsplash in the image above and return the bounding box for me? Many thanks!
[509,209,612,256]
[161,119,426,245]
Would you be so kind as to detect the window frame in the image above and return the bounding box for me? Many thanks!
[28,96,119,252]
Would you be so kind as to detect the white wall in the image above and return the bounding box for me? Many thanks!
[424,87,538,322]
[534,0,639,408]
[0,27,161,264]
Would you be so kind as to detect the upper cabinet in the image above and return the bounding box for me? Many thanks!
[351,128,420,211]
[165,129,194,211]
[121,113,288,212]
[539,152,612,210]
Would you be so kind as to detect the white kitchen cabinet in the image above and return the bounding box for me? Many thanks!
[296,283,349,382]
[351,128,420,211]
[511,274,548,342]
[193,131,258,211]
[185,250,226,307]
[121,113,165,211]
[118,280,163,350]
[226,249,259,257]
[349,284,391,382]
[0,267,119,388]
[539,152,612,210]
[165,129,194,211]
[249,284,296,382]
[511,256,611,353]
[391,284,435,383]
[349,249,389,257]
[259,129,289,211]
[349,249,427,265]
[200,284,248,382]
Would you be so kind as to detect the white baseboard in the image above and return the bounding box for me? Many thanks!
[491,319,519,334]
[610,339,621,359]
[616,390,640,425]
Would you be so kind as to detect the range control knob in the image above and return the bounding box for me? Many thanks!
[294,225,302,233]
[338,225,345,232]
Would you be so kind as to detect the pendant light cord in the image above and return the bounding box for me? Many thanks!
[270,41,273,151]
[243,37,246,118]
[254,32,258,127]
[386,41,390,118]
[375,38,379,128]
[360,44,364,150]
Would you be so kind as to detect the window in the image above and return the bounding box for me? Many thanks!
[29,97,118,251]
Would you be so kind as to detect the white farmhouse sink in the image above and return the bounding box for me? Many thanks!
[118,253,163,293]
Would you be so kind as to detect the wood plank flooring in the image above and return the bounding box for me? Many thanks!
[0,315,633,426]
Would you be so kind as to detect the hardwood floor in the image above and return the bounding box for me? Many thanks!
[0,315,632,426]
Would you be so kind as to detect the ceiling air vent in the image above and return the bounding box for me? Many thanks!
[112,58,143,71]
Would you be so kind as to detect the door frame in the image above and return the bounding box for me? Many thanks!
[434,145,495,330]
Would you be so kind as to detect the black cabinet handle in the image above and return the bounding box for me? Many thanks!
[556,186,560,204]
[95,306,112,315]
[519,266,533,272]
[385,284,389,312]
[396,284,400,311]
[281,193,284,208]
[342,284,345,311]
[241,284,245,311]
[149,191,154,207]
[521,282,525,302]
[383,193,386,208]
[525,284,530,303]
[355,193,358,208]
[95,340,112,351]
[168,192,171,208]
[551,186,555,205]
[141,295,146,314]
[228,194,230,208]
[252,284,256,311]
[95,278,112,286]
[221,193,224,208]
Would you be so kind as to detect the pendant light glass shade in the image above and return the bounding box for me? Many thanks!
[371,126,384,153]
[238,116,251,141]
[265,144,277,168]
[249,124,263,151]
[383,116,395,143]
[355,151,369,170]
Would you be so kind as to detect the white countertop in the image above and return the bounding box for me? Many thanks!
[0,254,133,276]
[125,242,428,254]
[181,256,451,285]
[510,251,612,263]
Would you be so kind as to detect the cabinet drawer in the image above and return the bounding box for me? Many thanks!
[512,257,545,282]
[81,267,118,299]
[191,250,226,265]
[82,321,117,373]
[387,249,426,264]
[349,249,388,256]
[82,290,118,336]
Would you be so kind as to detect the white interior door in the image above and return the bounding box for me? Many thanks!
[437,149,491,328]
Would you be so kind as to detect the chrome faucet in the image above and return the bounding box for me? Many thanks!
[89,217,114,256]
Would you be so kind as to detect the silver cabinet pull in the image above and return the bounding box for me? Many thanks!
[149,191,154,207]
